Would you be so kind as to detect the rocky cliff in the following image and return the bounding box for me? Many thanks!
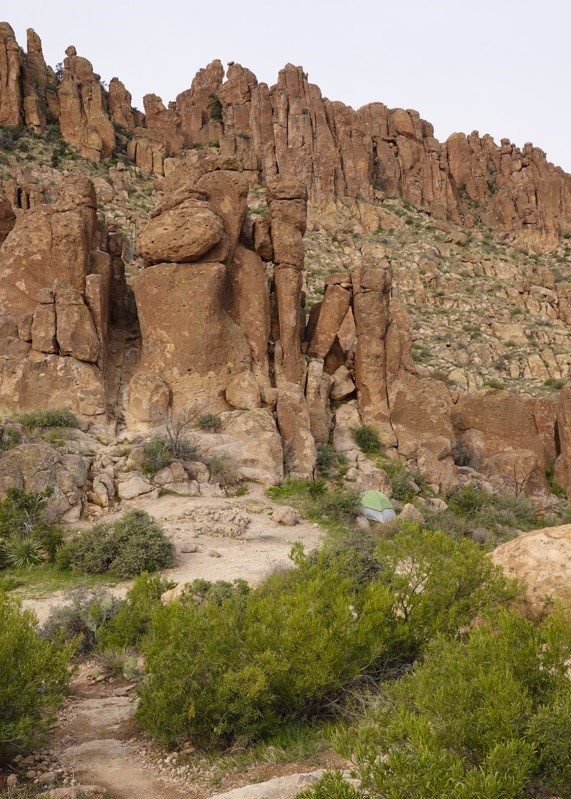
[1,23,571,247]
[0,21,570,512]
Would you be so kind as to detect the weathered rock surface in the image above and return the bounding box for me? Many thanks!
[492,524,571,616]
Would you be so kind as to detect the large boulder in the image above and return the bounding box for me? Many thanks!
[0,442,89,520]
[137,199,225,264]
[492,524,571,617]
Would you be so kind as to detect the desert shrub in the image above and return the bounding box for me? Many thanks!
[316,444,348,478]
[178,577,250,607]
[39,587,123,655]
[0,591,71,763]
[137,547,394,746]
[58,509,175,578]
[297,770,361,799]
[196,412,222,432]
[92,647,141,681]
[374,525,517,662]
[447,483,539,534]
[0,489,63,569]
[14,407,80,431]
[330,610,571,799]
[207,93,223,122]
[0,424,21,452]
[202,453,240,486]
[96,572,175,650]
[141,436,173,475]
[352,425,381,454]
[0,125,24,151]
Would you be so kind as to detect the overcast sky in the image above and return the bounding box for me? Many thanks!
[5,0,571,172]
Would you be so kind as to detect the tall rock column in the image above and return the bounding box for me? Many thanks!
[58,45,116,161]
[267,177,307,384]
[0,23,22,126]
[352,262,396,447]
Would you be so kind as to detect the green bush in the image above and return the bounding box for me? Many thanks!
[374,525,517,661]
[207,93,223,122]
[14,407,80,431]
[352,425,381,454]
[330,610,571,799]
[141,436,173,475]
[316,444,348,478]
[40,587,123,655]
[0,489,63,569]
[58,509,175,578]
[196,412,222,432]
[0,591,71,763]
[97,572,174,650]
[297,770,361,799]
[137,547,394,746]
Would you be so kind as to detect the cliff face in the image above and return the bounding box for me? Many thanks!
[1,24,570,248]
[1,21,571,505]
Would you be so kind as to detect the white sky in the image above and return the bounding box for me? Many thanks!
[5,0,571,172]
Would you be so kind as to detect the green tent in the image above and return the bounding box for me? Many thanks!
[361,490,394,512]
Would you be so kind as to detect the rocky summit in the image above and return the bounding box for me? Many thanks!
[0,21,570,516]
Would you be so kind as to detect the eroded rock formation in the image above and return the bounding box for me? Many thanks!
[0,175,135,424]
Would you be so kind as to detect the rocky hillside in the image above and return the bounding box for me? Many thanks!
[0,20,570,514]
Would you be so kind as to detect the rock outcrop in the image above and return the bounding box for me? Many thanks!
[2,24,571,246]
[0,175,134,424]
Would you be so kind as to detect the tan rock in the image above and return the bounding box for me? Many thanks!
[54,280,100,363]
[274,264,304,384]
[453,389,555,494]
[225,371,261,410]
[304,359,332,446]
[0,195,16,245]
[308,282,352,359]
[31,297,57,354]
[253,217,273,261]
[133,262,251,413]
[195,169,249,264]
[137,199,225,264]
[204,409,284,484]
[492,524,571,617]
[226,245,271,386]
[330,365,356,401]
[128,372,171,424]
[116,472,155,500]
[333,401,361,453]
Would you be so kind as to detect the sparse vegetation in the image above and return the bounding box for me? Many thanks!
[196,412,222,432]
[352,425,381,454]
[14,407,80,432]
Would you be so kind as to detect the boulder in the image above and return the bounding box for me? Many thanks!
[137,199,224,264]
[492,524,571,617]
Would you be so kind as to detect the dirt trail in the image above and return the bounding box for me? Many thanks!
[22,485,326,799]
[54,675,186,799]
